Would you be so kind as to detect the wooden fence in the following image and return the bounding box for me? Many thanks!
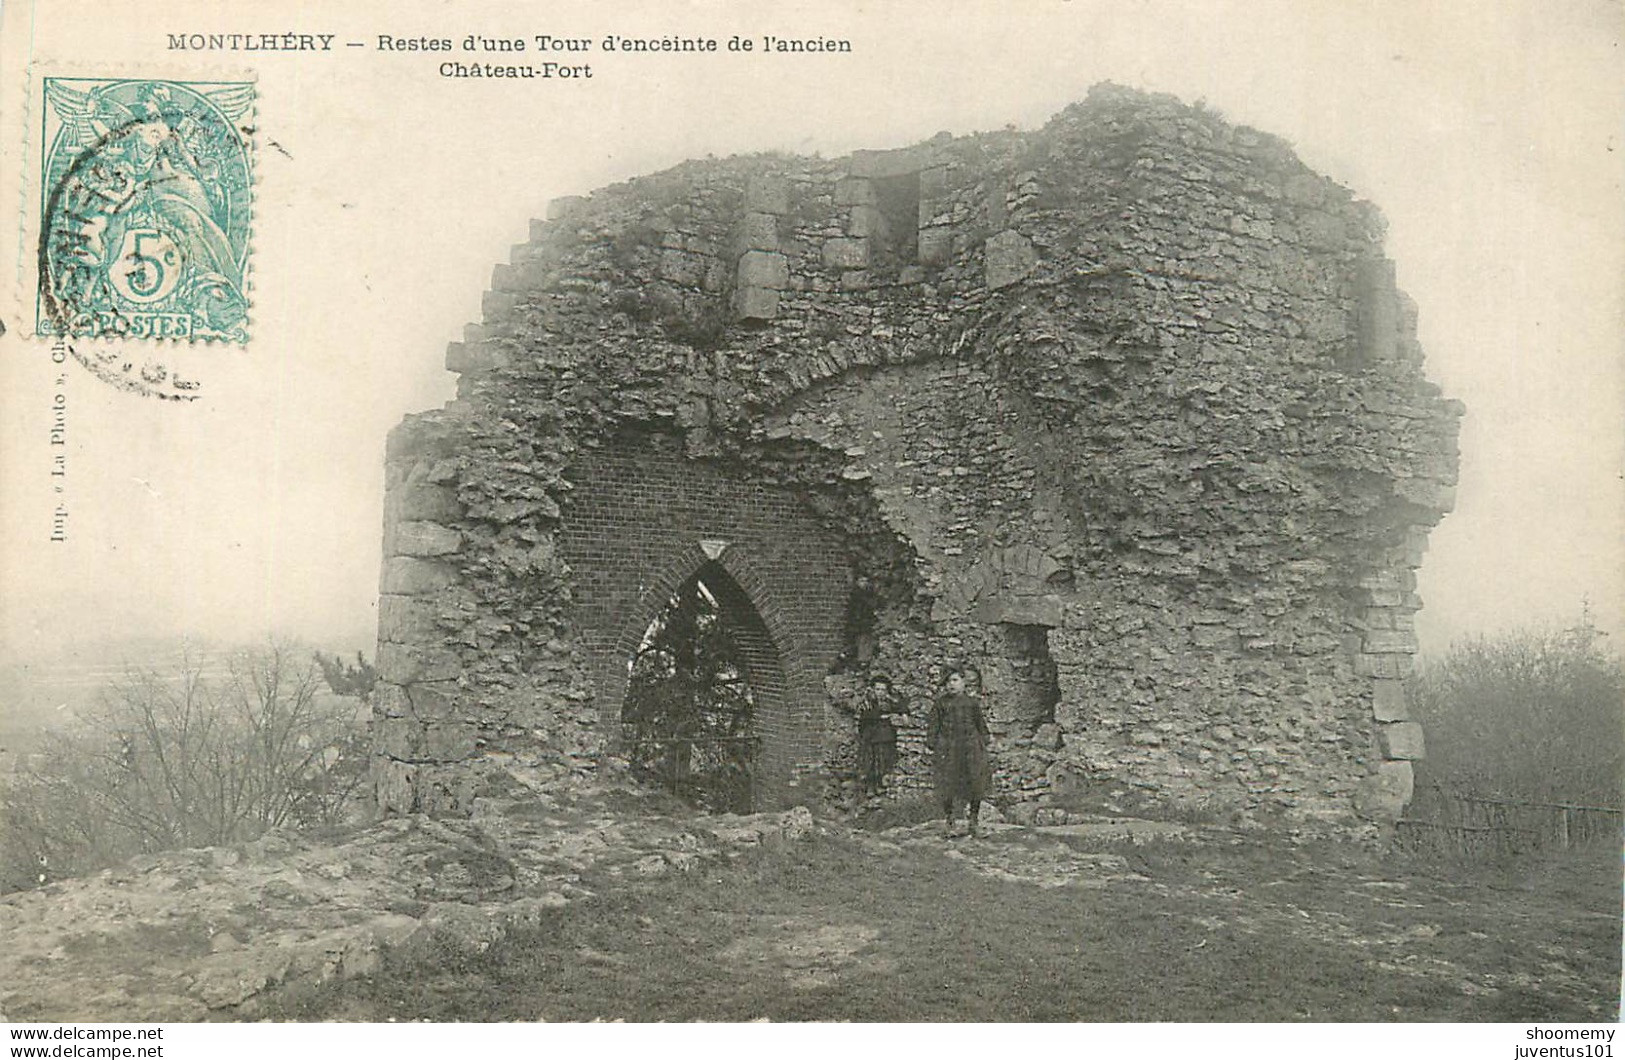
[1394,783,1622,857]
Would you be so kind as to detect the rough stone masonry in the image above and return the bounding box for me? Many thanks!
[374,84,1461,833]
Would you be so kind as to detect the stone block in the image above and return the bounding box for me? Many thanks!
[372,681,411,719]
[833,177,875,206]
[491,261,534,293]
[423,722,478,762]
[544,195,585,220]
[376,641,462,684]
[918,226,953,267]
[736,249,789,290]
[1362,629,1418,654]
[1045,763,1083,798]
[407,681,461,720]
[978,593,1064,627]
[378,594,443,643]
[391,481,464,523]
[1229,214,1273,240]
[918,164,949,199]
[1393,477,1456,512]
[745,174,790,215]
[414,764,478,816]
[1370,679,1410,722]
[1359,569,1405,591]
[1354,652,1414,679]
[732,285,779,321]
[373,756,417,815]
[388,520,463,558]
[380,556,458,596]
[847,204,886,239]
[1356,760,1414,821]
[987,188,1008,231]
[1051,698,1088,734]
[985,230,1037,289]
[1380,721,1426,761]
[821,237,869,270]
[738,212,780,252]
[374,716,424,761]
[850,145,929,178]
[445,341,511,375]
[839,270,870,291]
[383,462,411,495]
[1395,528,1431,567]
[481,289,518,323]
[1358,257,1399,363]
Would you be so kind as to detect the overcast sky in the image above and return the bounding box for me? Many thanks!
[1,0,1620,665]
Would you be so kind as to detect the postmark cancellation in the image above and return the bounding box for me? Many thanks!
[34,75,255,347]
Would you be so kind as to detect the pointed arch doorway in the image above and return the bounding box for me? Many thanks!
[616,555,790,813]
[555,450,855,812]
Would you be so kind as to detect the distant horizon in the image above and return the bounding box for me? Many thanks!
[2,600,1617,676]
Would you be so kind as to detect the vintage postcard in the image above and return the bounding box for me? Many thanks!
[0,0,1619,1048]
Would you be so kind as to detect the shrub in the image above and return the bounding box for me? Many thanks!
[1409,613,1623,808]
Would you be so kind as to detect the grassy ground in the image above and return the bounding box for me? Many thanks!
[259,823,1621,1023]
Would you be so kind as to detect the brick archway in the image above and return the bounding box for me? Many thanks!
[607,541,800,711]
[606,545,797,809]
[554,449,852,809]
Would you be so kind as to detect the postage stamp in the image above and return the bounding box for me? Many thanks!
[35,76,255,345]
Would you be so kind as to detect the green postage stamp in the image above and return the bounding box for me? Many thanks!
[36,76,255,343]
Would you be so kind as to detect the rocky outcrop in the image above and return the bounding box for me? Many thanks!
[0,790,813,1021]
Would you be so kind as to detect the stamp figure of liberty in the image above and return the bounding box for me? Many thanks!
[37,77,254,342]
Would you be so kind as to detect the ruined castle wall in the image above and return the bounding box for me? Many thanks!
[373,85,1459,829]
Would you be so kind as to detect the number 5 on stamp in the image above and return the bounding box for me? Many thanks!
[37,76,255,343]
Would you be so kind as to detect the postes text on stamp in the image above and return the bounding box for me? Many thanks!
[37,77,254,344]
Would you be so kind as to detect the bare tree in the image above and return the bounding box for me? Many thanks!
[0,643,370,892]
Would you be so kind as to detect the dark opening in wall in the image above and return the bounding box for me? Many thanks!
[998,623,1061,730]
[842,574,880,665]
[870,171,921,270]
[620,564,764,813]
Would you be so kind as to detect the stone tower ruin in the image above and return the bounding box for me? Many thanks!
[374,84,1461,831]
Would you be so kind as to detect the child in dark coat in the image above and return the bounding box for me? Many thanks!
[855,673,902,796]
[928,666,991,837]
